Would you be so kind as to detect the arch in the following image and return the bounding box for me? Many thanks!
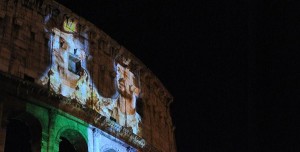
[100,145,118,152]
[56,126,88,152]
[59,137,77,152]
[5,112,43,152]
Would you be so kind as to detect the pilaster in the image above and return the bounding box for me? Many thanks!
[0,101,5,152]
[41,131,49,152]
[0,128,6,152]
[47,109,58,152]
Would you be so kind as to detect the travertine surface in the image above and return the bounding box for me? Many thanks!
[0,0,176,151]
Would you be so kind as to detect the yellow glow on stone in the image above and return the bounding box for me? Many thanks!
[63,19,77,33]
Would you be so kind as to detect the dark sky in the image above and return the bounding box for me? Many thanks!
[57,0,300,151]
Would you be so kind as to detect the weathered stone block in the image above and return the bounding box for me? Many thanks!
[0,63,8,72]
[0,48,10,60]
[14,39,28,50]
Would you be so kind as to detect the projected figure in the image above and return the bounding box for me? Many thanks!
[40,17,142,136]
[40,25,115,115]
[111,64,142,135]
[39,27,95,105]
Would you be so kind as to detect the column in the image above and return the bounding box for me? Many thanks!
[41,132,49,152]
[0,128,6,152]
[0,102,5,152]
[47,109,58,152]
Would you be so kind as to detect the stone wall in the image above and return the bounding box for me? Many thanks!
[0,0,176,151]
[0,94,138,152]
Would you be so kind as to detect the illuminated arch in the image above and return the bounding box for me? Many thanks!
[6,112,43,152]
[55,126,88,152]
[100,144,118,152]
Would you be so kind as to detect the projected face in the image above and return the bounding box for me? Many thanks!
[111,64,141,135]
[117,78,126,93]
[41,28,92,104]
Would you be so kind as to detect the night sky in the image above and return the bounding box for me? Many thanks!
[58,0,300,151]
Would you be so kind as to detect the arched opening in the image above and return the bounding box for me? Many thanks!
[4,112,42,152]
[103,148,117,152]
[59,129,87,152]
[4,119,32,152]
[59,137,76,152]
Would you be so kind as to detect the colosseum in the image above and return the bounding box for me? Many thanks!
[0,0,176,151]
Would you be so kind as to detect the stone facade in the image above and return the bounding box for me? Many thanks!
[0,0,176,152]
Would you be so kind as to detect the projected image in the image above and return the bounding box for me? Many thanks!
[39,27,94,104]
[96,130,138,152]
[39,26,113,115]
[110,64,142,135]
[40,18,142,135]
